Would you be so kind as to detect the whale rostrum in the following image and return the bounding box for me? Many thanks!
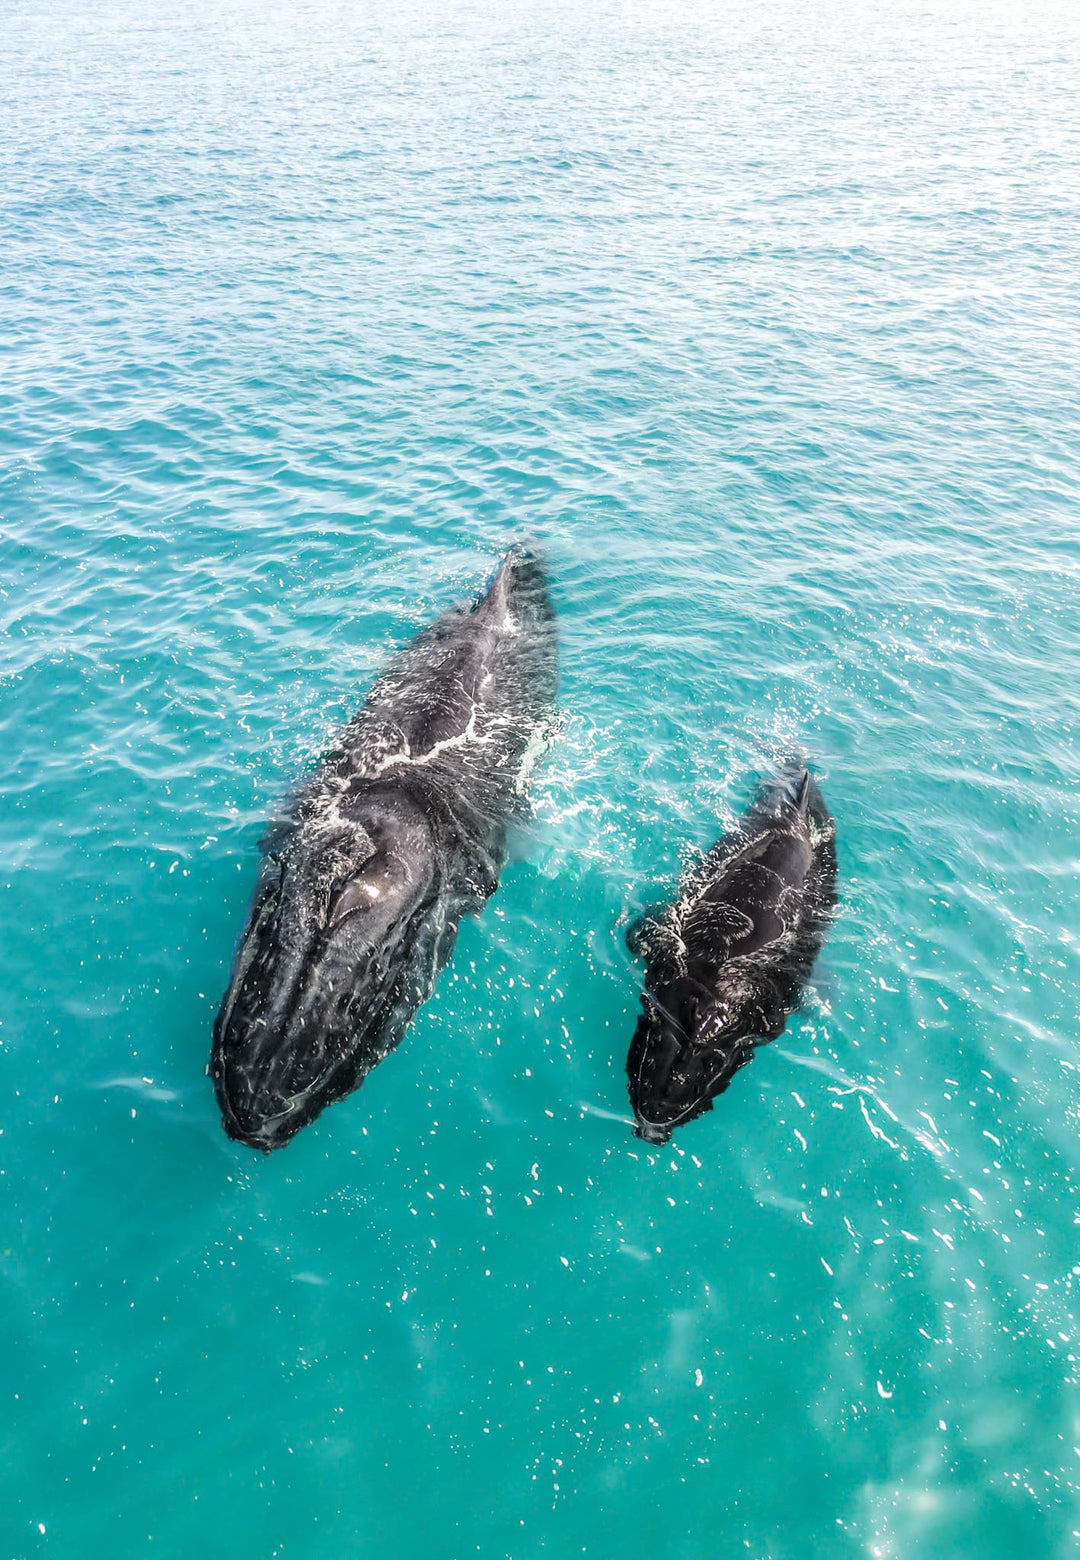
[212,547,558,1151]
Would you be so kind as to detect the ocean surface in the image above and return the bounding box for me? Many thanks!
[2,0,1079,1554]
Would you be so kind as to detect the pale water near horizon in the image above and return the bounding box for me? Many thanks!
[2,0,1079,1555]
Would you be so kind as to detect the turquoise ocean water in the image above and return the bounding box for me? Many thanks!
[2,0,1079,1554]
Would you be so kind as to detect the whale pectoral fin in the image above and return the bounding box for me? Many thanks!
[625,916,648,957]
[747,980,792,1044]
[505,817,541,864]
[718,1042,757,1084]
[459,858,501,912]
[258,811,294,858]
[626,908,669,960]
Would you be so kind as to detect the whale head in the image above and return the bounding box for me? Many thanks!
[212,789,437,1151]
[627,970,771,1145]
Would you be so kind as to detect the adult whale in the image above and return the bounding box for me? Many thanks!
[626,765,837,1145]
[212,547,557,1151]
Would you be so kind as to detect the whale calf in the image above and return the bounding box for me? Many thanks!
[212,547,557,1151]
[626,766,837,1145]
